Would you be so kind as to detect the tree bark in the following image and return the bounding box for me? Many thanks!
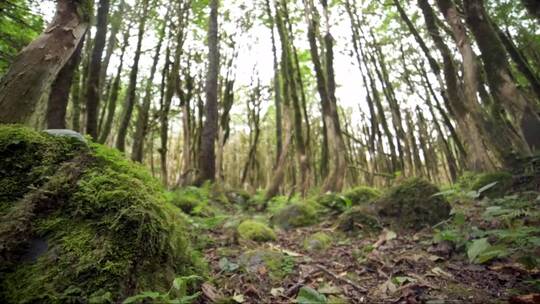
[98,28,129,144]
[85,0,110,139]
[115,0,150,152]
[0,0,91,124]
[131,19,166,162]
[464,0,539,154]
[195,0,220,185]
[46,37,84,129]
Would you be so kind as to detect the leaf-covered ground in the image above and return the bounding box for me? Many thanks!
[192,190,540,303]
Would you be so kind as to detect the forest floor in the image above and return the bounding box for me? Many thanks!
[194,196,540,304]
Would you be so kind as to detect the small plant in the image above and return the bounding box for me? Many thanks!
[123,275,202,304]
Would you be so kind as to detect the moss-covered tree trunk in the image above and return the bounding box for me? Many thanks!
[0,0,91,124]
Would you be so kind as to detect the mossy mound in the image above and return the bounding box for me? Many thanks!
[303,232,332,252]
[0,125,85,212]
[376,178,451,230]
[237,220,276,242]
[337,206,381,233]
[238,249,294,280]
[316,193,350,213]
[0,126,203,303]
[343,186,381,205]
[471,172,513,198]
[271,203,318,229]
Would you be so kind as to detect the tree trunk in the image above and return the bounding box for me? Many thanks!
[115,0,150,152]
[46,37,84,129]
[131,19,166,162]
[0,0,91,124]
[98,28,129,144]
[85,0,110,139]
[464,0,539,154]
[195,0,220,185]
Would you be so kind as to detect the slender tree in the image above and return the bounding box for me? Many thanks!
[195,0,220,185]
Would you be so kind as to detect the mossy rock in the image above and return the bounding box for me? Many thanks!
[343,186,381,205]
[237,220,276,242]
[0,125,85,212]
[303,232,332,252]
[238,249,294,280]
[471,172,513,198]
[337,206,382,233]
[316,193,350,213]
[226,189,251,205]
[376,178,451,230]
[0,126,204,303]
[271,203,318,229]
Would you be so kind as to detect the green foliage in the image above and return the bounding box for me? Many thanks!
[296,287,327,304]
[0,1,43,74]
[434,192,540,267]
[316,193,352,213]
[123,275,202,304]
[0,127,205,303]
[237,220,276,242]
[271,202,318,229]
[470,172,513,198]
[343,186,381,205]
[377,178,451,230]
[169,186,211,216]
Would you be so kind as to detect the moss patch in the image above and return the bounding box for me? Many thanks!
[237,220,276,242]
[337,206,382,234]
[271,202,318,229]
[471,172,513,198]
[238,249,294,280]
[343,186,381,205]
[0,125,84,212]
[0,126,204,303]
[376,178,451,230]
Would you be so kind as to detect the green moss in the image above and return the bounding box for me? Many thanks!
[237,220,276,242]
[343,186,381,205]
[337,205,382,234]
[316,193,350,213]
[169,186,211,216]
[376,178,451,230]
[0,127,204,303]
[0,125,84,212]
[271,203,318,229]
[303,232,332,252]
[239,249,294,280]
[471,172,513,198]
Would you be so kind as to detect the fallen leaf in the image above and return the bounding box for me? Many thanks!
[509,294,540,304]
[430,267,453,279]
[232,293,245,303]
[270,287,284,297]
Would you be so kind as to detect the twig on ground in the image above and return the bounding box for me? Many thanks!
[314,264,368,293]
[284,269,322,297]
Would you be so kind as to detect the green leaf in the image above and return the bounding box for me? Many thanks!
[123,292,162,304]
[219,257,239,272]
[296,287,327,304]
[467,238,493,263]
[478,181,499,194]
